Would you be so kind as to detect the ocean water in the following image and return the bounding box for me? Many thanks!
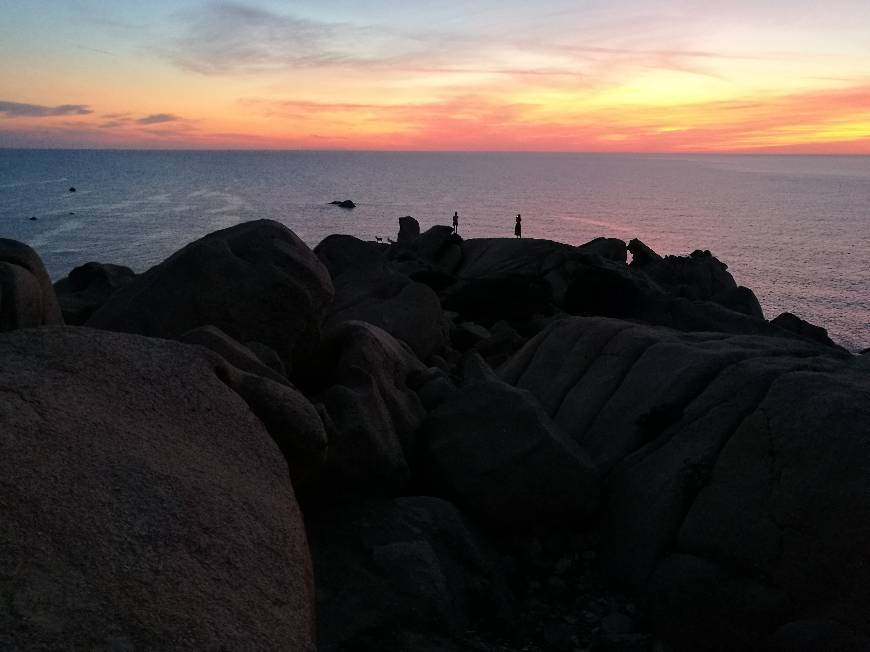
[0,149,867,351]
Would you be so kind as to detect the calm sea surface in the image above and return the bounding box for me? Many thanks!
[0,150,867,351]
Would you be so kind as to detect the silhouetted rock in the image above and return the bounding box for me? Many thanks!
[418,375,599,529]
[329,199,356,209]
[53,261,135,325]
[627,238,662,267]
[0,238,63,331]
[221,366,328,485]
[181,324,288,383]
[326,263,446,360]
[714,284,764,319]
[314,233,387,278]
[0,327,314,651]
[306,321,426,496]
[87,220,333,370]
[771,311,837,348]
[397,215,420,245]
[563,263,647,319]
[68,186,75,192]
[309,497,513,651]
[415,225,462,271]
[500,316,869,647]
[578,236,627,263]
[443,276,553,326]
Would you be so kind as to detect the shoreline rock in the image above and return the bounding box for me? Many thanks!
[1,219,867,651]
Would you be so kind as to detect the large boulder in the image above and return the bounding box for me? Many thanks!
[397,216,420,245]
[87,220,333,370]
[418,375,599,529]
[52,261,135,325]
[314,234,387,279]
[499,316,870,648]
[0,327,314,650]
[0,238,63,330]
[180,324,288,384]
[771,311,838,348]
[326,263,446,361]
[309,497,513,651]
[303,321,427,496]
[415,225,462,271]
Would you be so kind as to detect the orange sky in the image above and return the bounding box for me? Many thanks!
[2,1,870,152]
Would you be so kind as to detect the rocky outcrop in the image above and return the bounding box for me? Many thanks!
[52,261,135,325]
[180,324,288,384]
[8,222,867,651]
[771,311,838,348]
[500,316,869,648]
[303,321,426,495]
[418,372,599,529]
[0,327,314,650]
[397,215,420,245]
[87,220,334,370]
[326,263,446,361]
[0,238,63,330]
[314,234,387,278]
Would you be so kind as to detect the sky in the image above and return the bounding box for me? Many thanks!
[1,0,870,152]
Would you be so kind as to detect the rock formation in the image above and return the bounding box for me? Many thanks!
[2,219,867,651]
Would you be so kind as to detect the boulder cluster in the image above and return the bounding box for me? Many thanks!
[1,219,867,651]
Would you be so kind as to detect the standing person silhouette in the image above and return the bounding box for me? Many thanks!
[452,211,459,234]
[514,213,522,238]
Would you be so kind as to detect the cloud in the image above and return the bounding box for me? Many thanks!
[0,101,92,118]
[137,113,181,125]
[165,2,348,74]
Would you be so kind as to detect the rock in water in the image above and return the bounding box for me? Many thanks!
[329,199,356,209]
[87,219,333,370]
[0,327,315,650]
[0,238,63,331]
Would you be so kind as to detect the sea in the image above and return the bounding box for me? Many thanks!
[0,149,867,351]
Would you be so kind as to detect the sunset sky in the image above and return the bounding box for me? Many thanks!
[2,0,870,152]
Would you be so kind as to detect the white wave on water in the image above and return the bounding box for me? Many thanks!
[26,218,84,249]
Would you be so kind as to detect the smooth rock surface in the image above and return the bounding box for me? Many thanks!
[0,327,314,650]
[0,238,63,331]
[418,376,599,528]
[88,219,333,369]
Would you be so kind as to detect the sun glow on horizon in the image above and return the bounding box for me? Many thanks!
[2,1,870,153]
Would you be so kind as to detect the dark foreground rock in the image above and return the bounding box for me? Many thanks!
[0,238,63,330]
[418,374,599,529]
[0,327,315,650]
[7,222,867,652]
[325,262,446,361]
[309,497,513,651]
[303,321,427,496]
[87,219,334,370]
[500,316,870,649]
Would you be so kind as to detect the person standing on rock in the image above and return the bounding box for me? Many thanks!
[452,211,459,234]
[515,213,522,238]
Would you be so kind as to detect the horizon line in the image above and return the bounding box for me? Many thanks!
[2,146,869,157]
